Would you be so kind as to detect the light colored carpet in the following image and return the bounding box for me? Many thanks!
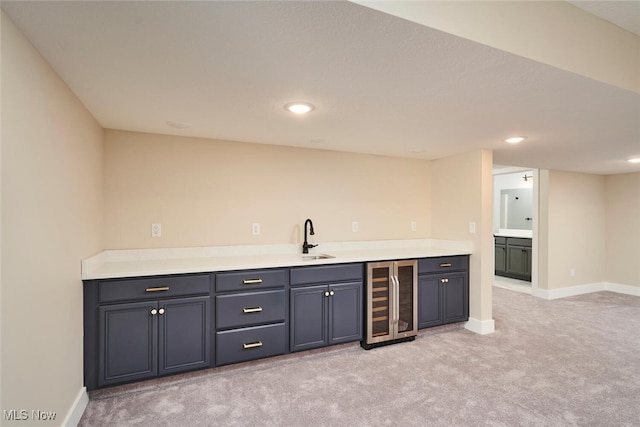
[80,288,640,426]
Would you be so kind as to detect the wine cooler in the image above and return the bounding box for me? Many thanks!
[362,260,417,349]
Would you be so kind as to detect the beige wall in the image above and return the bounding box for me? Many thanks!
[540,170,607,290]
[104,129,432,249]
[431,149,494,323]
[605,173,640,287]
[1,11,103,424]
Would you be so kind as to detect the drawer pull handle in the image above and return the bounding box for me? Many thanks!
[145,286,170,292]
[243,341,263,350]
[439,263,452,268]
[243,279,263,285]
[243,307,263,314]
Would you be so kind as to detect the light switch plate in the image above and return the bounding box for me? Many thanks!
[468,222,476,234]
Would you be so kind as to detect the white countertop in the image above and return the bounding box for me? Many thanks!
[494,229,533,238]
[81,239,473,280]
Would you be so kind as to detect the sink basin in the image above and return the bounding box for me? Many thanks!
[301,254,335,261]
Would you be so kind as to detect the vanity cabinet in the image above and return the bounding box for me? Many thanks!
[418,256,469,329]
[494,236,507,274]
[214,268,288,366]
[289,264,363,352]
[495,236,532,281]
[84,274,212,390]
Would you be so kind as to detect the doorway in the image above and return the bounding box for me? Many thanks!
[492,165,538,295]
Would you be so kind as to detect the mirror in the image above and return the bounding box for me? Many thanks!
[500,188,533,230]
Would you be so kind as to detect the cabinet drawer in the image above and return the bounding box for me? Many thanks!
[216,290,286,329]
[216,323,286,366]
[418,256,469,274]
[494,236,507,245]
[508,237,532,247]
[216,269,287,292]
[99,274,211,303]
[290,263,363,286]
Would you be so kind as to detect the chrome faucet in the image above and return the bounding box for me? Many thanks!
[302,218,317,254]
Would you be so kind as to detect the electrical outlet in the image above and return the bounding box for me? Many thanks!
[411,221,417,232]
[252,223,261,235]
[352,221,359,232]
[151,223,161,238]
[570,268,576,277]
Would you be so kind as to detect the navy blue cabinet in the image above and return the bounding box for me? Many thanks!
[84,274,212,390]
[417,256,469,329]
[289,264,363,352]
[214,268,288,366]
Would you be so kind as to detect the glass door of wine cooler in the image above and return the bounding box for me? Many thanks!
[394,260,417,339]
[365,261,417,345]
[366,262,393,344]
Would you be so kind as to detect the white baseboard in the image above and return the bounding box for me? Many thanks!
[63,387,88,427]
[532,282,640,300]
[465,317,495,335]
[603,282,640,297]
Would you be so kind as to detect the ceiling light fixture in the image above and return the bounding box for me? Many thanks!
[504,136,527,144]
[166,121,191,129]
[284,102,315,114]
[628,157,640,164]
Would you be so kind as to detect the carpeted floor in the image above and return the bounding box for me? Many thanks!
[79,288,640,426]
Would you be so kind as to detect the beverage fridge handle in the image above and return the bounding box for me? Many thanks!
[394,275,400,325]
[391,275,399,326]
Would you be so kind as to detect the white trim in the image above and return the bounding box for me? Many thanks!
[465,317,495,335]
[532,282,605,299]
[603,282,640,297]
[63,387,88,427]
[532,282,640,300]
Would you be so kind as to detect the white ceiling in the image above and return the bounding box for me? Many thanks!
[568,0,640,36]
[2,1,639,175]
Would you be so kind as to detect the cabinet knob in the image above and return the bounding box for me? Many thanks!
[158,308,165,315]
[324,291,330,297]
[150,308,158,315]
[329,290,335,296]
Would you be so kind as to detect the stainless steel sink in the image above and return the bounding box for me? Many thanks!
[301,254,335,261]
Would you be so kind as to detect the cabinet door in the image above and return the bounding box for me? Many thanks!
[442,272,469,324]
[506,246,527,276]
[158,296,211,375]
[328,282,362,345]
[523,247,532,277]
[418,275,442,328]
[495,244,507,274]
[290,285,328,352]
[99,301,158,387]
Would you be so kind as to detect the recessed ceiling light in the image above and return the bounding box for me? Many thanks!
[284,102,315,114]
[628,157,640,164]
[504,136,527,144]
[166,121,191,129]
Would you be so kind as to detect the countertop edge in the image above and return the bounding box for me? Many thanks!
[82,239,473,280]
